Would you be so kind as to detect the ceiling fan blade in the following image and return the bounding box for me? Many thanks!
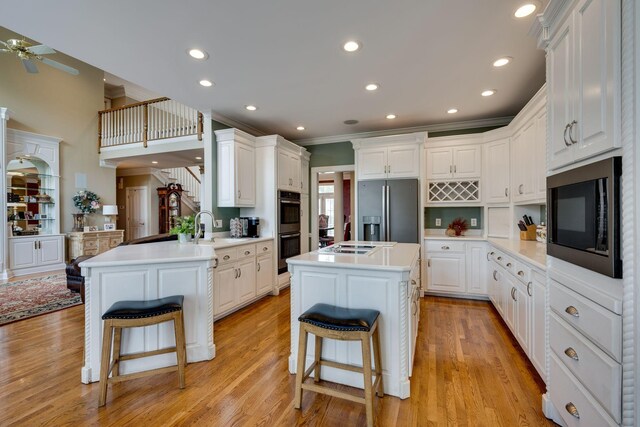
[22,59,39,73]
[40,57,79,75]
[27,44,56,55]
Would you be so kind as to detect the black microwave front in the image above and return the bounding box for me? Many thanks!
[547,156,622,278]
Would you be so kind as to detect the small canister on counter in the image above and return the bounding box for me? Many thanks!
[536,223,547,243]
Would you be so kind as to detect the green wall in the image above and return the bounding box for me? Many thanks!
[209,120,240,231]
[424,207,483,230]
[306,141,354,167]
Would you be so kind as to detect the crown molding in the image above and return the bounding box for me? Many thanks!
[210,112,267,137]
[293,116,514,146]
[0,107,11,121]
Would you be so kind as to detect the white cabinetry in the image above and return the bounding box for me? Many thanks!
[215,128,256,207]
[426,145,481,180]
[300,194,309,254]
[9,235,64,271]
[356,144,420,180]
[277,149,302,192]
[546,0,620,171]
[301,156,309,195]
[424,240,486,296]
[256,253,274,296]
[466,242,487,295]
[426,251,466,293]
[484,137,510,203]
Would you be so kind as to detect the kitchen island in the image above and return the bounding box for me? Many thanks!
[287,241,421,398]
[79,241,218,384]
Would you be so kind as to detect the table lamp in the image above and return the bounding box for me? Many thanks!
[103,205,118,230]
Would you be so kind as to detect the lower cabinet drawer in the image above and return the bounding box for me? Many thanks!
[109,237,122,248]
[84,249,98,256]
[237,244,256,259]
[216,248,237,264]
[550,313,621,422]
[549,353,618,427]
[257,240,273,255]
[83,240,98,250]
[425,240,465,253]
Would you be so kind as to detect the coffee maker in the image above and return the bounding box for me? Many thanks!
[239,217,260,238]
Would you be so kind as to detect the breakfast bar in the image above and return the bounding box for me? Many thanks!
[287,241,421,398]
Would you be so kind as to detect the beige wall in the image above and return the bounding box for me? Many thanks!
[0,26,115,232]
[110,96,139,109]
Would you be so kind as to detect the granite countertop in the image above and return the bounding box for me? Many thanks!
[287,241,420,272]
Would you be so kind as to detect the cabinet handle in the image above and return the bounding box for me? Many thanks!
[564,347,579,361]
[263,246,268,251]
[441,245,449,250]
[453,165,456,173]
[257,262,261,272]
[244,250,250,256]
[569,120,578,144]
[449,165,452,174]
[411,279,417,285]
[234,268,238,279]
[34,241,37,250]
[563,123,572,147]
[506,262,512,268]
[504,187,508,197]
[224,255,230,260]
[493,270,497,281]
[565,306,579,317]
[527,282,532,296]
[412,301,417,315]
[518,184,524,195]
[497,256,502,261]
[565,402,580,419]
[427,259,431,267]
[517,270,524,276]
[388,164,391,173]
[238,268,242,278]
[238,190,241,199]
[487,251,495,261]
[511,287,516,301]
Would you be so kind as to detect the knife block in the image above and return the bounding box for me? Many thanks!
[520,224,537,241]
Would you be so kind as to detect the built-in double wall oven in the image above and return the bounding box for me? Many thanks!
[547,156,622,278]
[278,190,301,274]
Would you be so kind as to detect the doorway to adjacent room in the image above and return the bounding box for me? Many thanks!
[310,165,354,250]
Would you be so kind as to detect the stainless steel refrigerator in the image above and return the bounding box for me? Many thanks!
[357,179,419,243]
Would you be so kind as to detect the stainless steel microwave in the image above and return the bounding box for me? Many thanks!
[547,157,622,278]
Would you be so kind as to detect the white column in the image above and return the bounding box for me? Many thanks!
[0,108,11,279]
[333,172,344,243]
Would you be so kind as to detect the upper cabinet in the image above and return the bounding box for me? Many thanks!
[216,128,256,207]
[277,148,302,192]
[353,133,425,181]
[301,155,310,195]
[426,145,481,180]
[545,0,620,170]
[484,134,510,204]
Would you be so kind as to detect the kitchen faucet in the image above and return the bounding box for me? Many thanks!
[194,210,216,244]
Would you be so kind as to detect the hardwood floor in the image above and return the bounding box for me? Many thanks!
[0,286,553,426]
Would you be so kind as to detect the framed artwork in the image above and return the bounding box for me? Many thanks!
[104,223,116,231]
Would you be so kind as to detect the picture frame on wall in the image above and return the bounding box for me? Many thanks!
[104,223,116,231]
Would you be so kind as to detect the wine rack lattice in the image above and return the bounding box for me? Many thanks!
[428,180,480,202]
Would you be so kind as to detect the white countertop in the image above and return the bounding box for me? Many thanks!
[287,241,420,272]
[488,238,546,271]
[423,235,486,241]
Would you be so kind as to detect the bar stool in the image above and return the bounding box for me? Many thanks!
[98,295,187,407]
[294,303,384,427]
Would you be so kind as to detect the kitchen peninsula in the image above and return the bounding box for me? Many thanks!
[287,241,421,398]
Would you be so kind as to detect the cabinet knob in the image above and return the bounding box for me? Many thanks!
[517,270,524,276]
[564,347,579,361]
[497,256,502,261]
[506,262,512,268]
[565,306,579,317]
[223,255,230,260]
[441,245,450,250]
[565,402,580,419]
[263,246,268,251]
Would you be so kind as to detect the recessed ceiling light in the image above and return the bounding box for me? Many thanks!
[481,89,496,97]
[151,161,158,164]
[245,105,257,111]
[365,83,379,91]
[343,41,360,52]
[344,119,359,125]
[199,79,213,87]
[447,108,458,114]
[386,114,396,119]
[103,78,106,82]
[188,48,208,60]
[195,156,202,160]
[296,126,305,131]
[514,3,537,18]
[493,57,512,67]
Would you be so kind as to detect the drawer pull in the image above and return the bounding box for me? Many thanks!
[511,287,516,301]
[565,402,580,419]
[244,250,251,256]
[506,262,512,268]
[441,245,450,250]
[493,270,498,281]
[223,255,230,260]
[486,251,495,261]
[527,282,532,296]
[564,347,579,361]
[411,279,416,285]
[263,246,268,251]
[257,262,261,272]
[517,270,524,276]
[565,306,580,317]
[497,256,502,261]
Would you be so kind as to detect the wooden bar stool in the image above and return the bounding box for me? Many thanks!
[98,295,187,407]
[294,303,384,427]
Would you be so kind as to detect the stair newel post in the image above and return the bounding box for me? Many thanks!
[197,112,203,141]
[143,102,148,148]
[98,111,102,153]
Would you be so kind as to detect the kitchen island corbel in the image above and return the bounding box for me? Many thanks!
[287,242,421,398]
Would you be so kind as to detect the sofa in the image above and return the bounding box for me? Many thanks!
[66,233,178,303]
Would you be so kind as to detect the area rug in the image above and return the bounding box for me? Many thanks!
[0,273,81,326]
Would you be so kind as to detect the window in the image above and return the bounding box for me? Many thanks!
[318,183,335,234]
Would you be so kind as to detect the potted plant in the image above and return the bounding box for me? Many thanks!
[170,215,195,243]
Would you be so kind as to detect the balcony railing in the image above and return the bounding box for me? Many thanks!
[98,97,203,152]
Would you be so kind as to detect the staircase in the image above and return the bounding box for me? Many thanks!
[157,166,201,212]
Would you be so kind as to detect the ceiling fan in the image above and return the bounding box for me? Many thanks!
[0,38,79,75]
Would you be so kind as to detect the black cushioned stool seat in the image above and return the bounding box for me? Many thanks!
[98,295,187,407]
[294,303,383,427]
[102,295,184,320]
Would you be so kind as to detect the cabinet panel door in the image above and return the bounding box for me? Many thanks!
[531,276,546,380]
[256,255,274,295]
[466,243,487,295]
[425,148,453,180]
[39,236,63,265]
[9,239,37,269]
[387,144,419,178]
[515,121,536,201]
[452,146,481,178]
[515,284,530,354]
[214,264,237,315]
[503,275,516,332]
[574,0,620,160]
[277,150,291,190]
[485,139,510,203]
[534,110,547,201]
[357,148,387,180]
[301,158,310,195]
[236,258,257,304]
[427,253,466,293]
[548,21,575,170]
[289,154,301,191]
[217,141,234,206]
[235,143,256,205]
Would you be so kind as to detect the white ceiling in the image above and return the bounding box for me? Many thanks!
[0,0,546,142]
[113,149,204,170]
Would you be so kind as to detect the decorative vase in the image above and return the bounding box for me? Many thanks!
[72,213,86,231]
[178,233,191,243]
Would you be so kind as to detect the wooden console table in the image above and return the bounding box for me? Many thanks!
[67,230,124,260]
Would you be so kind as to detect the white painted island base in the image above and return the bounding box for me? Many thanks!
[287,242,421,399]
[79,242,217,384]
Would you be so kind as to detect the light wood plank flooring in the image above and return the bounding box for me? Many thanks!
[0,285,553,426]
